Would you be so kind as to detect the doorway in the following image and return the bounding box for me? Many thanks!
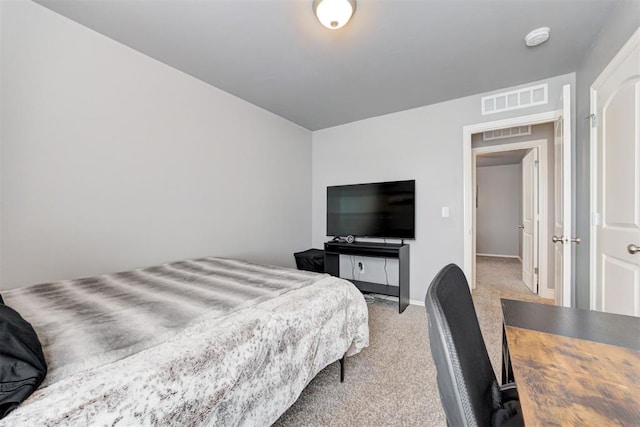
[472,136,552,298]
[463,86,574,304]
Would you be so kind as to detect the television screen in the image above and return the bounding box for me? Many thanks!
[327,180,415,239]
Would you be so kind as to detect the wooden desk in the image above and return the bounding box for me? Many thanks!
[501,299,640,426]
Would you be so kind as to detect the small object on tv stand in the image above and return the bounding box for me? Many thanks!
[331,235,355,244]
[324,240,410,314]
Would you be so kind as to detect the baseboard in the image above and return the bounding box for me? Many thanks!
[540,289,555,300]
[371,295,425,307]
[477,253,520,259]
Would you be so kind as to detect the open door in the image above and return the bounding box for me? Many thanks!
[521,148,539,293]
[553,84,573,307]
[592,31,640,316]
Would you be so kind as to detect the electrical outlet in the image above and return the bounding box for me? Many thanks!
[358,262,364,274]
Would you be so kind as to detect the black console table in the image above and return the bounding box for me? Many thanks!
[324,241,410,313]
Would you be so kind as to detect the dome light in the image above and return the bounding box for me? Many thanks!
[313,0,356,30]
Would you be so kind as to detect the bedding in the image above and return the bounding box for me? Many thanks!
[0,257,369,425]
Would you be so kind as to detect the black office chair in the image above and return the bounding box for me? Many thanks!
[425,264,523,427]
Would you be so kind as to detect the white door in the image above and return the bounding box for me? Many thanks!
[593,30,640,317]
[522,148,539,293]
[554,84,573,307]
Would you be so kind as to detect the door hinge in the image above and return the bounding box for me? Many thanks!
[589,113,598,128]
[534,267,538,275]
[534,160,539,167]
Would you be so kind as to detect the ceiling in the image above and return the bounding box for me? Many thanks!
[35,0,618,130]
[477,149,529,167]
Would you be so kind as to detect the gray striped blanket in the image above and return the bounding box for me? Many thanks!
[1,257,369,426]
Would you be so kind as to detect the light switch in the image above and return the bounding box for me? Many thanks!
[441,207,450,218]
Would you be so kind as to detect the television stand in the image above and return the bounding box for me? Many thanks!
[324,241,410,313]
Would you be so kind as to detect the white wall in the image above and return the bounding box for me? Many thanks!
[476,164,521,257]
[312,73,575,303]
[0,0,312,289]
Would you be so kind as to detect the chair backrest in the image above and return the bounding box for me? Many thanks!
[425,264,497,427]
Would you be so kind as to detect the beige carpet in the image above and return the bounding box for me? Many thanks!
[274,257,551,426]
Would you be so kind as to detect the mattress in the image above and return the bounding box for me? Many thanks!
[0,257,369,426]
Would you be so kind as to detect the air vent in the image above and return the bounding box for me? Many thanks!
[483,126,532,141]
[481,84,548,115]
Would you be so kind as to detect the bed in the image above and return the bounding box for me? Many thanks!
[0,257,369,426]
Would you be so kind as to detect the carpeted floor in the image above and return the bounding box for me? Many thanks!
[274,257,551,426]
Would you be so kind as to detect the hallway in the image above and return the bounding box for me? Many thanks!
[473,256,552,377]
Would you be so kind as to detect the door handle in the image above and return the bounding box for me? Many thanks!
[552,235,564,244]
[569,237,581,244]
[518,225,524,229]
[628,244,640,255]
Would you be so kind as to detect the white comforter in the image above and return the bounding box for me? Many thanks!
[1,258,369,426]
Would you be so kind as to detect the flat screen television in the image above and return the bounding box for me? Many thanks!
[327,180,415,239]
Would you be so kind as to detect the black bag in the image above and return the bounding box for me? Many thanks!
[294,249,325,273]
[0,303,47,419]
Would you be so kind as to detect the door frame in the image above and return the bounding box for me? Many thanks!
[463,111,560,290]
[473,139,551,297]
[589,26,640,310]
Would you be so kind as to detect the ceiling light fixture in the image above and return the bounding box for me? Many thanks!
[313,0,356,30]
[525,27,551,47]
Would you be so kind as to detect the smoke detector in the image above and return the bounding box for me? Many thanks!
[525,27,550,47]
